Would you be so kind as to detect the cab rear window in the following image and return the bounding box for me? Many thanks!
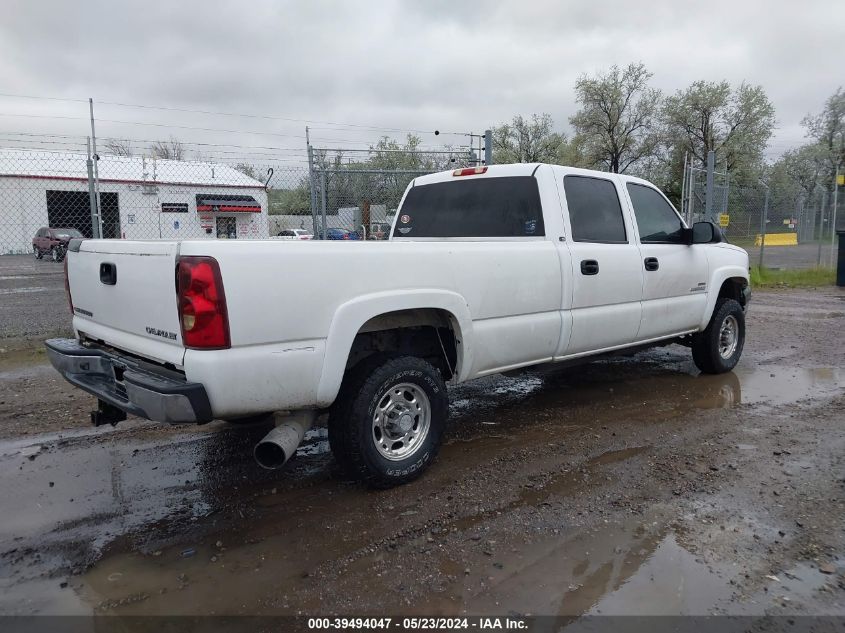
[393,176,544,238]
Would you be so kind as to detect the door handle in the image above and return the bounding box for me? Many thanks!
[99,262,117,285]
[580,259,599,275]
[644,257,659,271]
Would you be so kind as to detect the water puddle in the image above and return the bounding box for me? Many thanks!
[448,358,844,430]
[343,506,732,618]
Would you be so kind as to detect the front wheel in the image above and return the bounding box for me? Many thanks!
[329,355,448,488]
[692,298,745,374]
[34,246,43,259]
[51,246,63,262]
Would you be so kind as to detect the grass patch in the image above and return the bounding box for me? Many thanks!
[750,266,835,288]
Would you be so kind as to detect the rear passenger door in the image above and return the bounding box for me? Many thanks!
[557,174,644,357]
[625,182,708,339]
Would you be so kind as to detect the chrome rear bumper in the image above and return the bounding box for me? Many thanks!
[45,338,212,424]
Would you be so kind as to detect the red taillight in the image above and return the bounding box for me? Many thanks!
[64,255,73,314]
[452,166,487,177]
[176,256,230,350]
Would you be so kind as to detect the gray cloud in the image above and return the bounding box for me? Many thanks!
[0,0,840,162]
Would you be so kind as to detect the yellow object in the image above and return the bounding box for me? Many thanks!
[838,174,844,186]
[719,214,730,227]
[755,233,798,246]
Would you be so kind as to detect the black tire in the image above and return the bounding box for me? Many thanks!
[34,246,43,260]
[692,298,745,374]
[51,247,61,263]
[328,354,448,488]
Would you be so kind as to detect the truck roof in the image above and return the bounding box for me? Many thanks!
[413,163,656,188]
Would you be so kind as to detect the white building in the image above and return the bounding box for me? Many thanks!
[0,148,269,254]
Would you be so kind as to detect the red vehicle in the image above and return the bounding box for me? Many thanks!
[32,227,83,262]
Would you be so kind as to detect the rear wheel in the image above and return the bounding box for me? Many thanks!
[329,354,448,488]
[692,298,745,374]
[33,246,42,259]
[51,247,61,262]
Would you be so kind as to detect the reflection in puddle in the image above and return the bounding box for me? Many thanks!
[401,509,731,617]
[449,360,844,426]
[586,533,730,615]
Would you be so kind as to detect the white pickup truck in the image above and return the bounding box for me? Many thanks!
[47,163,750,487]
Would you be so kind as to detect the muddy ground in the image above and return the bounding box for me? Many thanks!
[0,265,843,621]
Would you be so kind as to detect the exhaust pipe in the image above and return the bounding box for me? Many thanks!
[254,410,316,470]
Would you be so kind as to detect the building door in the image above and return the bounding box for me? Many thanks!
[45,190,120,239]
[216,216,237,239]
[99,192,120,239]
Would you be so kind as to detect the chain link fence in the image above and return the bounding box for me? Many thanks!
[683,164,839,269]
[1,138,839,268]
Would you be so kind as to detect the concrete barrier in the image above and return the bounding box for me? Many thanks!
[755,233,798,246]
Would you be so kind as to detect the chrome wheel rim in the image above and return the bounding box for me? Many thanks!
[372,382,431,461]
[51,249,58,262]
[718,314,739,359]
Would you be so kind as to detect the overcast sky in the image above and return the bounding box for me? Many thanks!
[0,0,841,166]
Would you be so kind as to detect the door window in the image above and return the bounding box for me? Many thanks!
[216,217,237,239]
[626,183,684,243]
[563,176,627,243]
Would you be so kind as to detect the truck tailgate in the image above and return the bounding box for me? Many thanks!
[67,240,185,366]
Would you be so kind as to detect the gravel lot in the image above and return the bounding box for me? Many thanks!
[0,253,843,624]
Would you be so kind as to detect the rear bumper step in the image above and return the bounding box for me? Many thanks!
[45,338,212,424]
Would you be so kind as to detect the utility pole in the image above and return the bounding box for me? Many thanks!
[86,137,99,239]
[680,153,688,223]
[830,163,841,268]
[484,129,492,166]
[88,98,103,238]
[306,126,319,238]
[704,150,715,224]
[817,190,827,267]
[758,180,769,270]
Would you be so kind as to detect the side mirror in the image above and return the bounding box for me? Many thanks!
[691,221,716,244]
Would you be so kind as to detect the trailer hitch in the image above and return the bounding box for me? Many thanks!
[91,399,127,427]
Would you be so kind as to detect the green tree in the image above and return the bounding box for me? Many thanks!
[662,80,775,176]
[268,180,311,215]
[491,114,570,164]
[780,143,827,198]
[570,63,661,173]
[802,87,845,194]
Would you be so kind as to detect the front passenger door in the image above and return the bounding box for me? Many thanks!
[626,182,708,339]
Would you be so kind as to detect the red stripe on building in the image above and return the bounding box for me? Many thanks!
[196,205,261,213]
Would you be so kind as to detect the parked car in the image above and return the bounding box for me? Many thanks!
[47,163,749,489]
[32,227,83,262]
[274,229,312,240]
[317,228,361,240]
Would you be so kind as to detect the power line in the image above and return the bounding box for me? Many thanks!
[0,131,310,153]
[0,91,471,136]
